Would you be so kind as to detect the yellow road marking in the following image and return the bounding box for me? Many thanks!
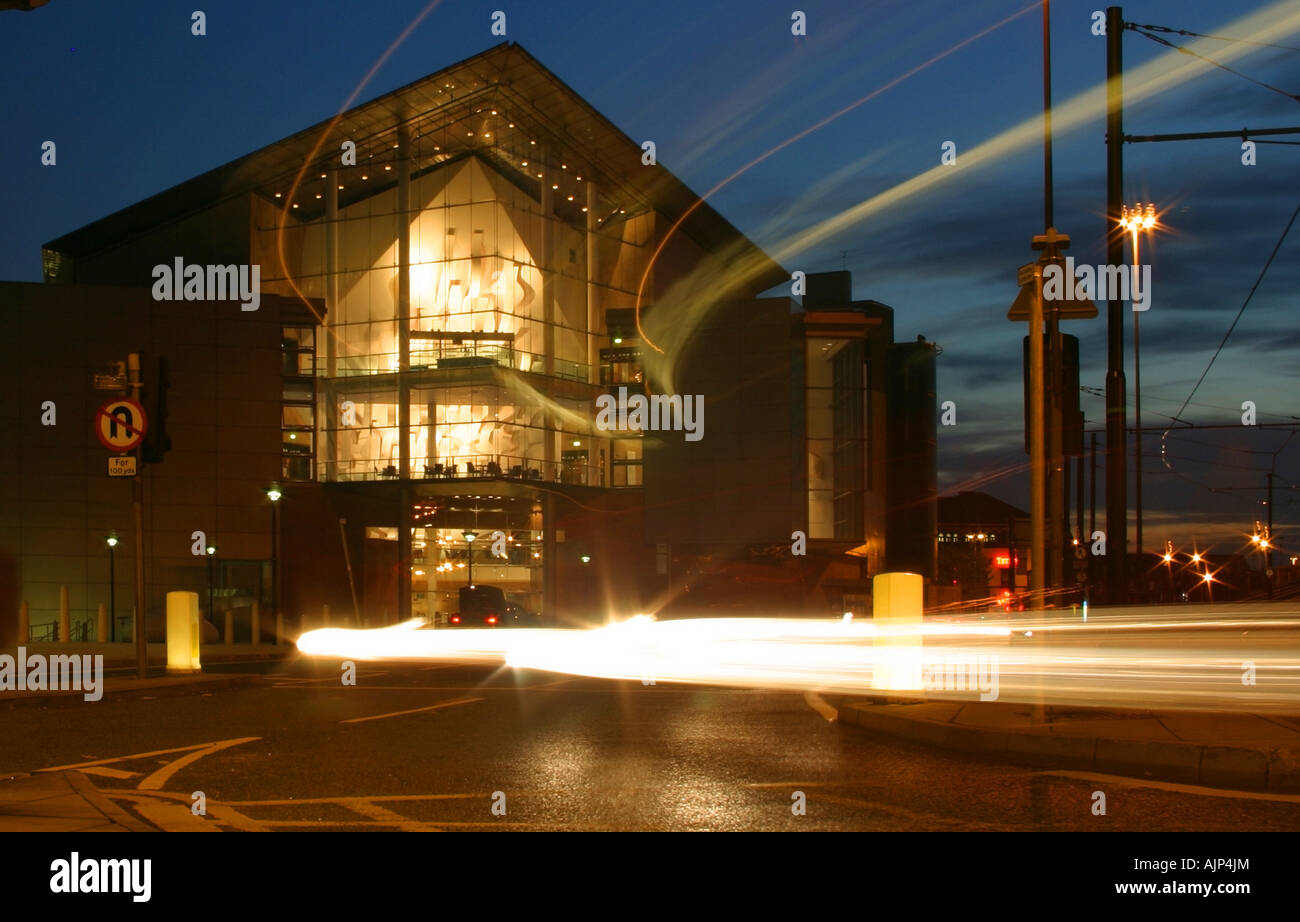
[137,737,261,791]
[340,696,483,724]
[1038,770,1300,803]
[344,800,440,831]
[77,766,138,780]
[37,738,259,774]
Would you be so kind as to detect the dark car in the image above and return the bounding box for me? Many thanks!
[448,585,507,627]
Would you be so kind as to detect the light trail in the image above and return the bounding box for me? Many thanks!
[299,607,1300,713]
[638,0,1300,393]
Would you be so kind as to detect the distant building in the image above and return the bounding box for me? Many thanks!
[937,491,1029,600]
[2,44,937,642]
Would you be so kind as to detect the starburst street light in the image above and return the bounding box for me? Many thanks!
[1120,202,1159,566]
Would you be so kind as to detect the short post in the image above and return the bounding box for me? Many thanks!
[97,603,109,643]
[225,611,234,645]
[323,604,330,628]
[59,585,70,643]
[871,572,924,692]
[18,600,29,643]
[275,612,284,646]
[250,600,260,647]
[165,591,201,674]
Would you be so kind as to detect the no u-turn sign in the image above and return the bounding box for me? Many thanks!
[95,398,147,451]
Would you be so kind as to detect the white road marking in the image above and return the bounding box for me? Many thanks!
[340,696,483,724]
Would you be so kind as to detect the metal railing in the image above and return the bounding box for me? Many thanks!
[323,350,589,382]
[320,454,609,486]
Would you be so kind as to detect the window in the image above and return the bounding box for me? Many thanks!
[281,325,316,481]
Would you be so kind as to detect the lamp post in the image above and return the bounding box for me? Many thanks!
[205,543,216,623]
[463,531,477,587]
[1120,202,1157,582]
[266,485,283,633]
[106,535,118,642]
[1162,540,1174,601]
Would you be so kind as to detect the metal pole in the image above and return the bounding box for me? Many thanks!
[397,125,413,621]
[1030,269,1046,607]
[1090,430,1098,594]
[129,351,147,678]
[134,481,146,676]
[1267,471,1274,600]
[466,538,474,587]
[1076,444,1086,553]
[271,502,279,634]
[339,518,360,625]
[1133,230,1143,581]
[108,545,116,643]
[1043,0,1054,230]
[1105,5,1128,603]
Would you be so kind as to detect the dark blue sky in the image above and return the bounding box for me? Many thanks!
[3,0,1297,551]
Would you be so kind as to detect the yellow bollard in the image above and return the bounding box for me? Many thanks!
[871,572,924,691]
[225,611,234,646]
[59,586,70,643]
[165,591,201,674]
[250,601,260,647]
[97,603,108,643]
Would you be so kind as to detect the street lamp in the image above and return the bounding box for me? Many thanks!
[106,535,118,642]
[1120,202,1158,572]
[205,544,216,623]
[463,531,477,587]
[266,485,283,635]
[1162,540,1174,600]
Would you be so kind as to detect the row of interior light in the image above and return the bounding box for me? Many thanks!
[270,108,623,220]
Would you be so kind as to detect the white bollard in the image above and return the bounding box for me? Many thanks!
[165,591,201,674]
[872,572,924,691]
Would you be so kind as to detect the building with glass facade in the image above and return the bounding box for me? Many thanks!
[3,44,936,642]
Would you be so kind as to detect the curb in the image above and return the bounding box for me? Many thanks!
[837,702,1300,793]
[64,771,155,832]
[0,674,264,708]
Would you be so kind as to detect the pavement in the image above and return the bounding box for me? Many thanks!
[0,771,152,832]
[837,697,1300,793]
[7,640,293,670]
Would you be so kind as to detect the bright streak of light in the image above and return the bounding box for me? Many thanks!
[638,0,1300,394]
[298,606,1300,713]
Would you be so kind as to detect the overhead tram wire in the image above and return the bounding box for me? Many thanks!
[1168,199,1300,430]
[1127,22,1300,54]
[1127,24,1300,105]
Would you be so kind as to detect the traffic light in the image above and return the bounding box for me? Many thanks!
[141,354,171,463]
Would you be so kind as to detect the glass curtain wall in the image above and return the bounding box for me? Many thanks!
[252,113,658,485]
